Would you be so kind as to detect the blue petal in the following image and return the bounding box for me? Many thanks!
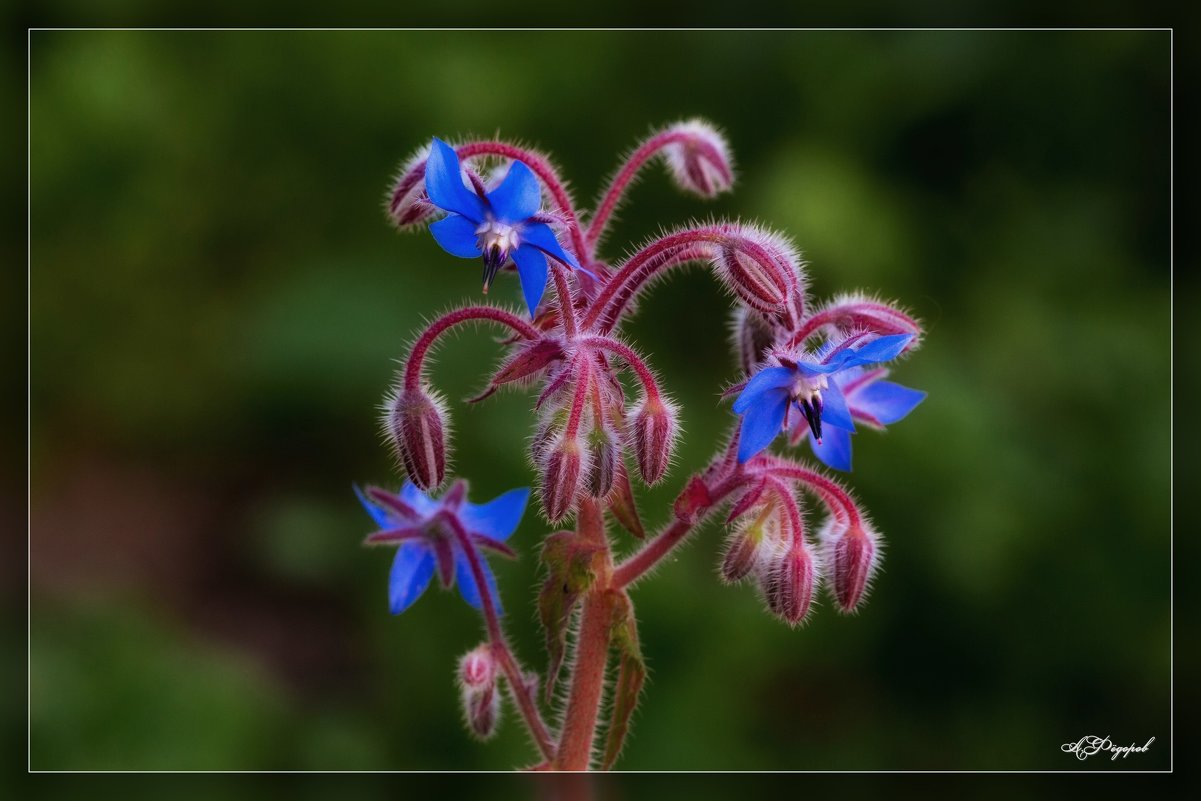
[732,366,795,413]
[429,214,482,258]
[460,487,529,542]
[455,549,503,615]
[424,138,486,221]
[737,389,789,463]
[820,382,856,432]
[841,334,914,369]
[854,380,927,425]
[512,244,549,317]
[355,485,392,528]
[520,222,580,269]
[400,481,438,518]
[810,425,854,472]
[390,543,436,614]
[486,160,541,222]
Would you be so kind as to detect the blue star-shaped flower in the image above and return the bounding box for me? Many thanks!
[732,333,916,464]
[424,137,582,316]
[791,365,926,472]
[356,480,529,615]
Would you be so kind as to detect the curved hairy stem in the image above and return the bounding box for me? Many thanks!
[404,306,539,392]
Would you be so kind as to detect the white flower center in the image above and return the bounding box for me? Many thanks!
[475,218,521,256]
[790,373,827,404]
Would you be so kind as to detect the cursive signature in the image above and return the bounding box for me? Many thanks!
[1061,735,1155,761]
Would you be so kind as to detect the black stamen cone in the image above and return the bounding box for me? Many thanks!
[481,246,505,292]
[800,398,823,442]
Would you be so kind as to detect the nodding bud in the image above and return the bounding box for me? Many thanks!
[662,120,734,198]
[629,395,678,485]
[540,434,587,522]
[386,147,437,230]
[721,519,770,584]
[718,244,791,314]
[823,521,881,613]
[457,646,501,740]
[458,644,497,690]
[760,541,819,628]
[732,307,778,376]
[585,425,619,498]
[386,387,447,491]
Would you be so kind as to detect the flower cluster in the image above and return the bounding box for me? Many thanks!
[362,120,926,769]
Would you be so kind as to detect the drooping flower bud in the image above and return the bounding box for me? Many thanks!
[540,433,588,522]
[584,424,620,498]
[457,645,501,740]
[732,307,778,376]
[386,146,437,230]
[760,541,819,627]
[822,520,881,613]
[720,496,780,584]
[385,386,447,490]
[629,395,678,485]
[661,120,734,198]
[717,244,791,314]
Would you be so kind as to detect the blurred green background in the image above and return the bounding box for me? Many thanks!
[29,30,1170,770]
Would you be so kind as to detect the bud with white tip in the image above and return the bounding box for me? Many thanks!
[458,645,501,740]
[661,119,734,198]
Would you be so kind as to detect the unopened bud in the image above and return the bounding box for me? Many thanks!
[760,541,818,627]
[540,434,587,522]
[630,395,678,485]
[718,244,790,314]
[386,387,447,490]
[720,505,777,584]
[458,645,496,689]
[585,425,619,498]
[732,307,778,376]
[662,120,734,198]
[824,522,880,613]
[457,645,501,740]
[386,148,438,229]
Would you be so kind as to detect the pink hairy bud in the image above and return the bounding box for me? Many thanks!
[732,307,779,376]
[662,120,734,198]
[458,644,497,690]
[629,395,678,485]
[823,521,881,613]
[718,244,791,313]
[585,424,620,498]
[386,387,447,491]
[540,434,588,522]
[386,147,437,230]
[760,541,819,628]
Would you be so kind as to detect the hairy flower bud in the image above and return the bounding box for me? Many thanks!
[585,424,619,498]
[718,244,790,314]
[720,496,781,584]
[732,307,778,376]
[385,387,447,490]
[662,120,734,198]
[386,146,437,229]
[760,541,819,627]
[458,644,497,690]
[457,645,501,740]
[629,395,678,485]
[822,520,881,613]
[540,433,588,522]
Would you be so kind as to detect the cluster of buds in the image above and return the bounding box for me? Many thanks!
[458,644,501,739]
[365,119,927,767]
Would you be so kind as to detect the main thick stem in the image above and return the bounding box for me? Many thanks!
[553,498,612,770]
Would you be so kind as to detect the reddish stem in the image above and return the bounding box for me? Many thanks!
[552,264,578,339]
[587,130,728,251]
[755,460,862,526]
[578,336,661,401]
[448,518,557,762]
[553,498,612,770]
[787,302,921,348]
[404,306,539,392]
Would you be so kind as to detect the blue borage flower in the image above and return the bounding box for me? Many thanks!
[789,365,926,471]
[424,137,584,316]
[356,480,529,615]
[732,333,916,464]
